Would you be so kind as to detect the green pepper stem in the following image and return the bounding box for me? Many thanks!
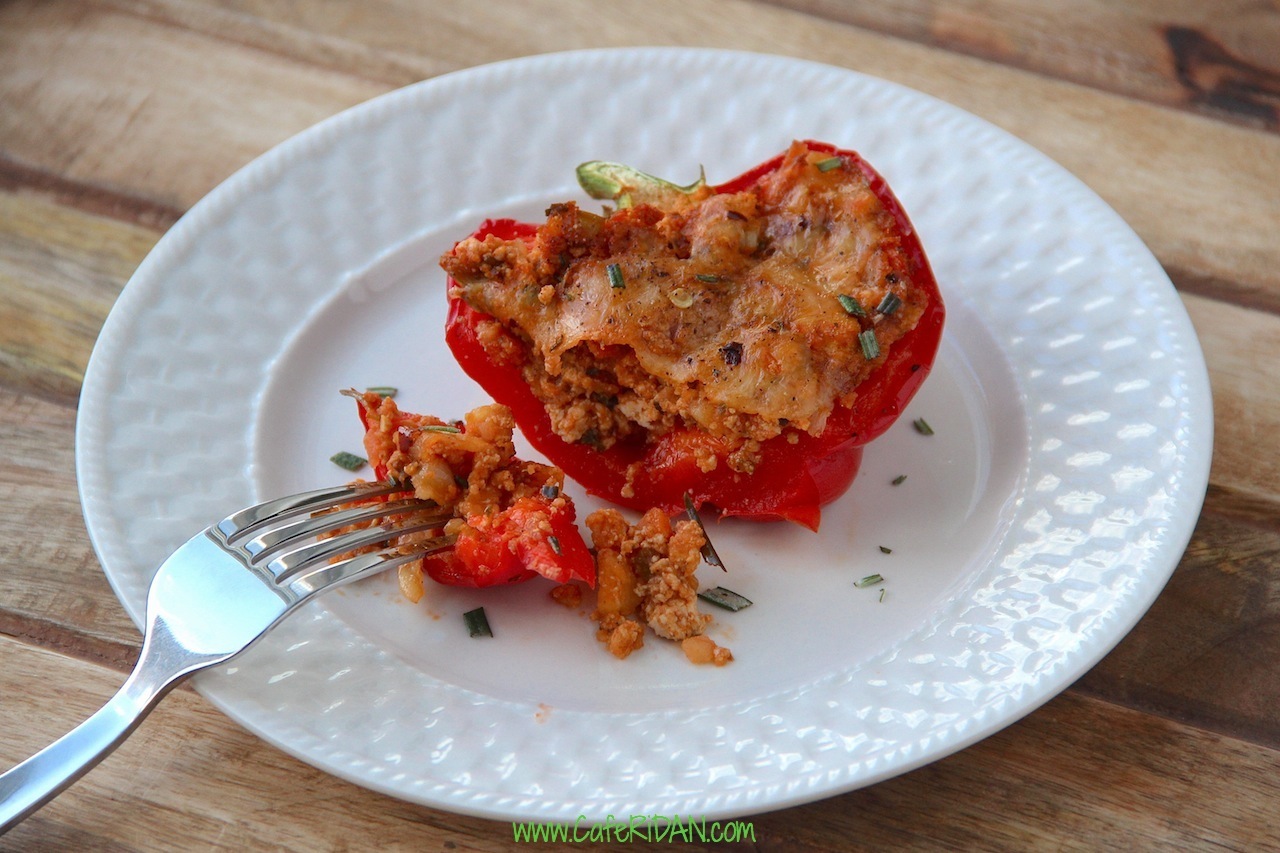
[576,160,707,208]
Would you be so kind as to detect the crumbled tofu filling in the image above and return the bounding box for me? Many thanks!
[586,506,731,665]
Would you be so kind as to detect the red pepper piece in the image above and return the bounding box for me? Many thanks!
[420,495,595,588]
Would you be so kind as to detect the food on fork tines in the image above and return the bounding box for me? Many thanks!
[348,390,595,597]
[345,391,733,663]
[440,140,945,530]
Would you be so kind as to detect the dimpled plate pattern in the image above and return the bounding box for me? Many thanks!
[77,49,1211,821]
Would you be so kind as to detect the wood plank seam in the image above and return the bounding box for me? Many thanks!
[756,0,1280,133]
[0,613,139,676]
[0,156,181,234]
[94,0,450,88]
[1170,265,1280,319]
[1201,483,1280,536]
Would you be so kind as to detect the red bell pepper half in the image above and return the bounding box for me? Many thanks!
[443,142,945,531]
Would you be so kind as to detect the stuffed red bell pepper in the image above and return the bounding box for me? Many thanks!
[350,390,594,592]
[440,141,944,530]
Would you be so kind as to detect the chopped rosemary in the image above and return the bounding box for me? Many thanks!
[683,492,726,570]
[837,294,866,317]
[548,535,562,556]
[879,588,886,603]
[607,262,625,289]
[365,386,398,398]
[879,545,893,554]
[891,474,907,486]
[856,573,884,588]
[877,292,903,316]
[859,329,881,360]
[463,607,493,638]
[698,586,753,612]
[329,451,367,471]
[419,424,462,434]
[912,418,935,436]
[815,156,844,172]
[695,273,721,283]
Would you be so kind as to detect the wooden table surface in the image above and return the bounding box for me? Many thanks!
[2,1,1278,849]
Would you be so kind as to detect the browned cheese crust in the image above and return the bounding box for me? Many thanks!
[442,141,929,471]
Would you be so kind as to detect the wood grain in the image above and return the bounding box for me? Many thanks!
[0,192,156,405]
[0,0,385,211]
[0,390,138,663]
[1079,497,1280,747]
[5,0,1276,315]
[1187,293,1280,503]
[766,0,1280,131]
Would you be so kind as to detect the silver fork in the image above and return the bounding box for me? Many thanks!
[0,481,452,832]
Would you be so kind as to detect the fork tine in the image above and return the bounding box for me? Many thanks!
[265,514,453,582]
[281,533,456,597]
[216,481,410,543]
[238,498,450,562]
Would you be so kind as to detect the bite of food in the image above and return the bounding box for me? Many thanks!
[348,389,595,595]
[588,506,733,666]
[342,391,734,664]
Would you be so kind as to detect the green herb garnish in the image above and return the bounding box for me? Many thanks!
[463,607,493,638]
[856,573,885,588]
[420,424,462,434]
[815,156,844,172]
[891,474,907,486]
[912,418,934,436]
[541,483,560,499]
[683,492,726,570]
[365,386,398,398]
[837,294,866,317]
[859,329,880,360]
[879,546,893,554]
[877,293,902,316]
[607,263,625,289]
[548,535,562,556]
[329,451,367,471]
[698,586,753,612]
[695,273,721,283]
[879,588,886,602]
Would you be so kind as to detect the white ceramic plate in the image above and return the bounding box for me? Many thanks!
[77,49,1212,821]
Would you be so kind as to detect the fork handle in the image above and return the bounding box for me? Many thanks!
[0,666,175,833]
